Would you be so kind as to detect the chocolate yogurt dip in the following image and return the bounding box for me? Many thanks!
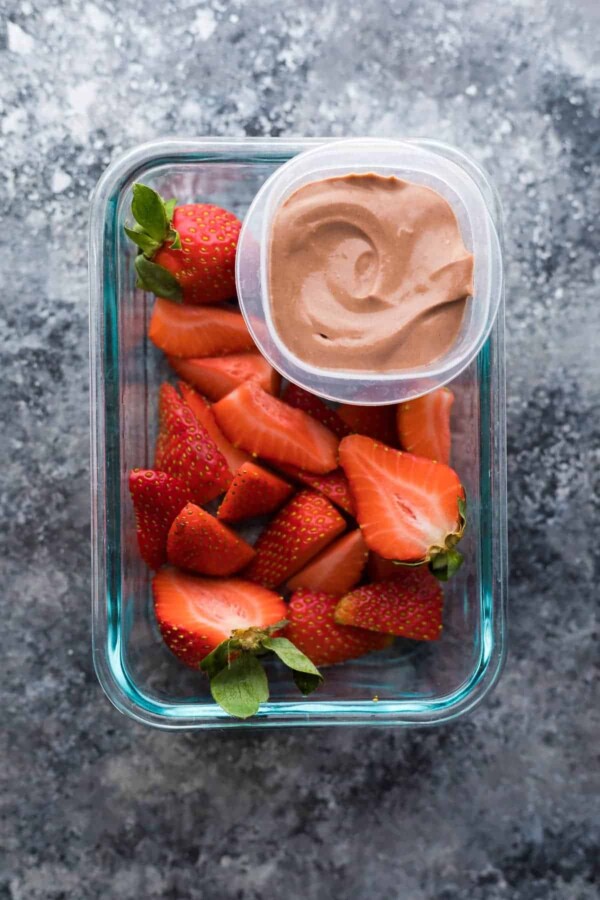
[268,174,474,372]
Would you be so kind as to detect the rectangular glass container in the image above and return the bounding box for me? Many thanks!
[89,138,507,729]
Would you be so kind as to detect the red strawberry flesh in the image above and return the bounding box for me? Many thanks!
[156,383,230,504]
[335,573,443,640]
[284,589,392,667]
[167,502,255,576]
[153,569,287,667]
[128,468,191,570]
[339,434,465,563]
[217,461,293,523]
[213,381,339,474]
[244,490,346,588]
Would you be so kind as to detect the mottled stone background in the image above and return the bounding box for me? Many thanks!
[1,0,599,897]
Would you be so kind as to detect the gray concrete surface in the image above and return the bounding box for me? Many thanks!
[1,0,598,897]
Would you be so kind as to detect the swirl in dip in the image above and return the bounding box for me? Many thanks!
[268,174,474,372]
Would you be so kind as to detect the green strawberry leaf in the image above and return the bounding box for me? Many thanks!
[199,639,231,679]
[124,226,160,256]
[163,198,177,222]
[429,548,464,582]
[292,669,323,696]
[262,636,323,694]
[131,183,168,242]
[135,255,183,302]
[168,226,182,250]
[210,652,269,719]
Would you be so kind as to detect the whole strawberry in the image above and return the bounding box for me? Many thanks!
[125,184,241,305]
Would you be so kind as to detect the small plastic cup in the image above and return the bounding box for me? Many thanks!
[236,138,503,405]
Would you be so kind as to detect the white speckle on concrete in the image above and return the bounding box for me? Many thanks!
[191,8,217,41]
[51,169,72,193]
[7,21,35,54]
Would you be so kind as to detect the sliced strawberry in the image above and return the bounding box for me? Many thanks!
[335,574,443,640]
[367,552,402,582]
[166,502,255,576]
[280,465,355,516]
[155,383,230,504]
[244,490,346,588]
[281,384,351,438]
[396,387,454,464]
[128,468,191,569]
[213,381,339,474]
[178,381,250,476]
[287,530,368,595]
[148,298,255,358]
[338,403,397,446]
[339,435,466,576]
[169,353,281,401]
[217,461,293,523]
[284,589,392,666]
[153,568,287,667]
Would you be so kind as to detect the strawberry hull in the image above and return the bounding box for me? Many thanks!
[91,138,507,729]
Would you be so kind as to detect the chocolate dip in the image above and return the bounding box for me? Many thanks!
[268,174,474,372]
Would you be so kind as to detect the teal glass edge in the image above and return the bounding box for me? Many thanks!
[89,139,508,730]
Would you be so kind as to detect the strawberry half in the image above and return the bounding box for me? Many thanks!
[335,572,443,640]
[155,383,230,504]
[281,384,351,438]
[213,381,339,475]
[169,353,280,401]
[244,490,346,588]
[153,569,287,667]
[125,184,241,305]
[284,589,392,666]
[396,387,454,464]
[280,465,355,516]
[148,298,255,358]
[178,382,250,477]
[338,403,397,446]
[287,530,368,595]
[217,461,294,523]
[167,502,256,576]
[128,468,191,569]
[339,434,466,580]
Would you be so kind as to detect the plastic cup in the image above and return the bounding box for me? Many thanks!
[236,138,503,405]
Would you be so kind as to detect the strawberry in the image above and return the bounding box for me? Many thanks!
[281,384,351,438]
[338,403,397,446]
[213,381,339,475]
[153,568,287,667]
[148,298,255,358]
[167,502,255,576]
[287,530,368,595]
[244,490,346,588]
[169,352,280,401]
[128,468,191,569]
[178,382,250,477]
[284,589,392,666]
[125,184,241,305]
[396,387,454,464]
[335,573,443,640]
[217,461,293,523]
[367,551,402,582]
[339,435,466,580]
[280,466,355,516]
[155,383,230,504]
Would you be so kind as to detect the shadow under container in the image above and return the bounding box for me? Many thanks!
[89,137,507,730]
